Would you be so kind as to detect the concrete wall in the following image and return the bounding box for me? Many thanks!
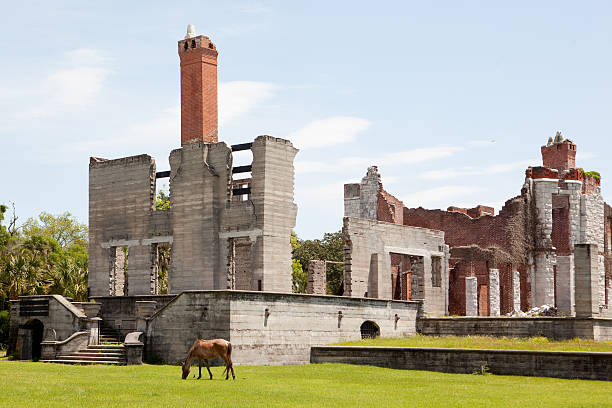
[311,346,612,381]
[145,290,419,365]
[89,155,160,296]
[89,136,298,298]
[7,295,86,357]
[342,217,448,316]
[418,317,612,340]
[90,294,176,336]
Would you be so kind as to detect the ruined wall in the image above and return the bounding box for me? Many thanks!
[249,136,299,293]
[89,155,165,297]
[169,142,229,293]
[146,291,419,365]
[342,217,448,316]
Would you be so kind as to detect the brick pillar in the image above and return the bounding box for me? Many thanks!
[465,277,478,316]
[575,244,600,317]
[489,269,500,316]
[307,260,326,295]
[178,28,218,145]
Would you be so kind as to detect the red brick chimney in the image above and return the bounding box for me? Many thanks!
[541,132,576,171]
[178,25,218,145]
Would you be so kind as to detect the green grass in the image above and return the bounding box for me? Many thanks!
[1,361,612,407]
[334,334,612,352]
[5,361,612,407]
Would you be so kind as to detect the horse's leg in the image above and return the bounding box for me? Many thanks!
[197,358,202,379]
[222,354,233,380]
[204,359,213,380]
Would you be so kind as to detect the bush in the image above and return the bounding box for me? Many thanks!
[0,310,9,349]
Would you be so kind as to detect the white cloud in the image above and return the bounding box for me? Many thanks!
[422,159,536,180]
[401,185,483,209]
[219,81,278,126]
[288,116,371,150]
[10,48,113,118]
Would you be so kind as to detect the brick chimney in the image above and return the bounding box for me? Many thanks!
[541,132,576,172]
[178,25,218,145]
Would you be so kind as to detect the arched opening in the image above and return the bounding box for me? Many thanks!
[360,320,380,339]
[24,319,44,361]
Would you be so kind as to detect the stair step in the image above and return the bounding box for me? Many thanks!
[57,355,123,362]
[88,345,125,349]
[74,352,125,358]
[41,359,123,365]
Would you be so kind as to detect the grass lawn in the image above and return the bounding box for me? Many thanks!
[334,334,612,352]
[1,361,611,407]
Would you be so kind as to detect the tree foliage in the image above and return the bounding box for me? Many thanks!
[292,231,344,295]
[155,187,170,293]
[0,205,90,308]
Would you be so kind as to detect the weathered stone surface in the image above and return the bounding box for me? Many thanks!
[311,346,612,381]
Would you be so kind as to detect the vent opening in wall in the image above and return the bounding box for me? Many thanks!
[360,321,380,339]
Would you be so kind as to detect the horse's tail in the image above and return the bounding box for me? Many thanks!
[227,341,232,358]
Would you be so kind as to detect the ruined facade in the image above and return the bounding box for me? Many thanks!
[348,134,610,317]
[343,167,450,316]
[88,31,297,297]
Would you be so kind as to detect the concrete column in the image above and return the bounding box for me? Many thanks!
[512,270,521,313]
[534,252,556,306]
[135,301,157,333]
[575,244,600,317]
[307,260,326,295]
[489,269,500,316]
[367,254,379,298]
[465,277,478,316]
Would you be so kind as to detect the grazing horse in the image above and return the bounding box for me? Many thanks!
[181,338,235,380]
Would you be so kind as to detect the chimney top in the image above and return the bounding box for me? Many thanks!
[185,24,196,39]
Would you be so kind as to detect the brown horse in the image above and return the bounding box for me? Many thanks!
[181,338,235,380]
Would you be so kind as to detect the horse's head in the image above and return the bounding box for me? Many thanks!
[181,361,190,380]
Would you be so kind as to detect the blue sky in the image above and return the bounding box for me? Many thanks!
[1,1,611,239]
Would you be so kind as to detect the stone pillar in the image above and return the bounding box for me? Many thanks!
[534,252,556,306]
[465,277,478,316]
[512,270,521,313]
[87,317,102,345]
[489,269,500,316]
[135,301,157,333]
[575,244,600,317]
[250,136,298,293]
[367,254,379,298]
[307,260,326,295]
[124,332,144,365]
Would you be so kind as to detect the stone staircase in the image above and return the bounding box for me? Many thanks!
[41,344,126,365]
[99,324,123,344]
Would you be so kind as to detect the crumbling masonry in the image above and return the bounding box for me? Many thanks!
[88,32,297,297]
[346,133,611,317]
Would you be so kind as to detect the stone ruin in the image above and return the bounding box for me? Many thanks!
[347,134,611,318]
[7,26,612,366]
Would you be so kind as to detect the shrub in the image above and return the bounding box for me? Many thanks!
[0,310,9,349]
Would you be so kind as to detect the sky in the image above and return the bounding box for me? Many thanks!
[1,1,611,239]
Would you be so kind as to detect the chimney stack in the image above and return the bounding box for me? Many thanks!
[178,25,218,145]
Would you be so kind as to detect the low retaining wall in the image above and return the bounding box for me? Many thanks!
[146,290,420,365]
[90,295,176,336]
[311,346,612,381]
[418,317,612,341]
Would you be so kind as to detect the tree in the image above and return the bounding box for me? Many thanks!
[292,231,344,295]
[22,212,88,249]
[156,187,170,292]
